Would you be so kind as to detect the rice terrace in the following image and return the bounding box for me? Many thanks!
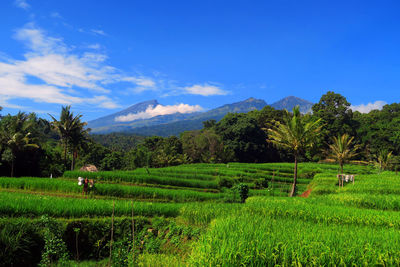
[2,0,400,266]
[2,161,400,266]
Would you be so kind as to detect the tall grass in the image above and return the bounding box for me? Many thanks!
[181,196,400,228]
[64,171,218,189]
[0,177,224,202]
[0,191,182,218]
[189,213,400,266]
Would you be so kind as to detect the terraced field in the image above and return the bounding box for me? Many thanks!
[4,162,398,266]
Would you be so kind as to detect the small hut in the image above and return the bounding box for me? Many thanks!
[80,164,98,172]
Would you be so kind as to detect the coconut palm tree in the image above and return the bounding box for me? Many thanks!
[69,121,90,170]
[268,106,323,197]
[49,106,88,169]
[0,112,39,176]
[376,150,393,172]
[326,134,359,186]
[7,132,39,176]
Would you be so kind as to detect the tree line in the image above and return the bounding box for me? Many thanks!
[0,91,398,178]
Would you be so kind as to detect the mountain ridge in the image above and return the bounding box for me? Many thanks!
[88,96,312,135]
[271,96,313,113]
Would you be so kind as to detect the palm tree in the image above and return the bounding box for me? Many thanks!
[69,122,90,170]
[268,106,323,197]
[376,150,393,172]
[326,134,359,186]
[49,106,87,169]
[0,112,39,176]
[7,132,39,176]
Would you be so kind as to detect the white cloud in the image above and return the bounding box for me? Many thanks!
[87,96,121,109]
[121,77,156,88]
[14,0,30,10]
[0,23,155,110]
[87,43,101,50]
[183,84,228,96]
[115,103,203,122]
[91,29,107,36]
[350,101,387,113]
[50,12,62,19]
[14,25,68,55]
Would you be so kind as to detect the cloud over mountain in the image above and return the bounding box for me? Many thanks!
[115,103,203,122]
[350,101,387,113]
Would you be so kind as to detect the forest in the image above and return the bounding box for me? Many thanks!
[0,91,398,177]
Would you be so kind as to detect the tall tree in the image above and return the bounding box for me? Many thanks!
[69,121,90,170]
[312,91,355,146]
[268,106,322,197]
[326,134,359,186]
[354,103,400,160]
[215,113,268,163]
[0,112,39,176]
[49,106,88,170]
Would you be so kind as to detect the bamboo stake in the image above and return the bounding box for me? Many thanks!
[109,201,115,267]
[271,170,275,196]
[131,200,135,265]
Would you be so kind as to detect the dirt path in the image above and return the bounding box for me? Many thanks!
[299,188,312,198]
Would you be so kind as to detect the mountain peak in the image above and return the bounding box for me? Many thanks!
[87,99,160,129]
[244,97,256,102]
[271,96,313,113]
[123,99,159,114]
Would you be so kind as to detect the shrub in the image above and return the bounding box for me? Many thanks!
[217,177,234,189]
[236,183,249,203]
[254,178,269,189]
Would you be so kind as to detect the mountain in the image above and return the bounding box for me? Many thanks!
[126,97,268,136]
[271,96,313,113]
[88,97,267,135]
[190,97,267,121]
[88,99,159,129]
[88,96,313,136]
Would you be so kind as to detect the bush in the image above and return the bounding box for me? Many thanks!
[254,178,269,189]
[39,215,69,267]
[0,218,43,266]
[217,177,234,189]
[236,183,249,203]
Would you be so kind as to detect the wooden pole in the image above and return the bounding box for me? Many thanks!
[271,170,275,196]
[109,201,115,267]
[131,200,135,265]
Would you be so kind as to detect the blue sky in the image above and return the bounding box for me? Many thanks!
[0,0,399,121]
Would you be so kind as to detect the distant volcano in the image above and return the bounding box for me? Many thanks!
[88,96,313,135]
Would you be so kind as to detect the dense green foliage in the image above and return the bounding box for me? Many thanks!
[4,90,400,265]
[3,162,400,266]
[2,91,400,177]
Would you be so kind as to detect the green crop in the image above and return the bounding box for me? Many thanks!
[0,177,225,202]
[0,191,182,218]
[189,213,400,266]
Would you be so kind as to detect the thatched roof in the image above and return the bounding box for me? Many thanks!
[80,164,98,172]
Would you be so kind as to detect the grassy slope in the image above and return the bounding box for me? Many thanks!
[187,166,400,266]
[3,162,390,266]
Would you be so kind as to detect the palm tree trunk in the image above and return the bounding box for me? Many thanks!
[290,155,298,197]
[71,149,77,171]
[339,162,344,187]
[11,158,15,177]
[64,142,67,169]
[71,151,75,171]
